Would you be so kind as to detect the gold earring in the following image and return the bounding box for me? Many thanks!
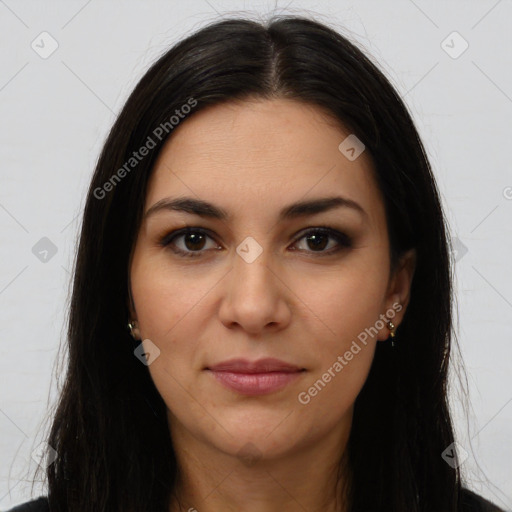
[127,320,138,339]
[387,320,396,347]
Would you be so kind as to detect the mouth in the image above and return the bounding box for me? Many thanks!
[205,358,306,396]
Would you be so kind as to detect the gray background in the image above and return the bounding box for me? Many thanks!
[1,0,511,510]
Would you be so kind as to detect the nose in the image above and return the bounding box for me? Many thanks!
[218,244,292,335]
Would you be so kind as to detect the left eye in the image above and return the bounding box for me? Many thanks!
[160,227,351,258]
[292,228,351,254]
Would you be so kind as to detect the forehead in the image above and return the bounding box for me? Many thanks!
[145,98,383,224]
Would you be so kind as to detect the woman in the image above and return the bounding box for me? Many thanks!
[7,14,506,512]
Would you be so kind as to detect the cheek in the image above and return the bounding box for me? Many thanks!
[130,252,211,342]
[296,290,380,426]
[130,267,207,421]
[297,255,389,344]
[296,343,374,438]
[129,257,207,396]
[292,256,388,413]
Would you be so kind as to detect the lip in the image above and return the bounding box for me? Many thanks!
[206,357,304,373]
[205,358,306,396]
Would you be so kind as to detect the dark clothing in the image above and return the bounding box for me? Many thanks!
[460,488,507,512]
[4,488,507,511]
[5,497,49,512]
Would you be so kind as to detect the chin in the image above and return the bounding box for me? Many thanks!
[206,420,304,461]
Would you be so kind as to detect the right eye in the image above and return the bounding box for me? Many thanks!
[159,228,221,258]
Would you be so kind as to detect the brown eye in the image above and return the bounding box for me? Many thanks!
[160,228,219,258]
[303,232,330,251]
[181,232,207,251]
[292,228,352,255]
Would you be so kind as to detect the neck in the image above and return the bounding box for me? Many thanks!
[167,414,353,512]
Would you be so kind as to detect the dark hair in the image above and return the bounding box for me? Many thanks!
[34,13,464,512]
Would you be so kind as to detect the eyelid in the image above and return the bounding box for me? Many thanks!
[159,227,217,247]
[292,226,352,245]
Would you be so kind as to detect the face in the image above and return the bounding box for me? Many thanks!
[128,98,414,463]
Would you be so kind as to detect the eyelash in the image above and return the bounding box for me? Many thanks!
[159,226,352,259]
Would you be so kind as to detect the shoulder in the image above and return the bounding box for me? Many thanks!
[4,496,49,512]
[460,487,506,512]
[2,490,506,512]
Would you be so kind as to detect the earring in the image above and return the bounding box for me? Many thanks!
[127,320,138,339]
[387,320,397,347]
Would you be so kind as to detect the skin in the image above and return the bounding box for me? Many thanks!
[128,98,416,512]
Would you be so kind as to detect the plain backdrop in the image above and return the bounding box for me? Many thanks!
[0,0,511,510]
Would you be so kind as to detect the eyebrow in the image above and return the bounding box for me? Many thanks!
[144,195,367,222]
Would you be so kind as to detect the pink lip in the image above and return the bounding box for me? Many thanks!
[206,357,304,373]
[205,358,306,396]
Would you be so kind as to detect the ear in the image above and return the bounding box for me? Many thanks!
[377,248,416,341]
